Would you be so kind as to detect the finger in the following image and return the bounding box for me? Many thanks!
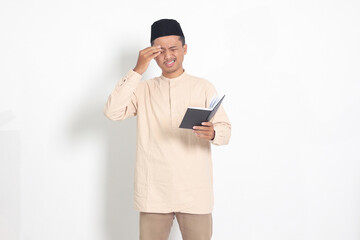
[201,122,213,126]
[149,50,162,59]
[142,45,162,55]
[193,125,213,130]
[144,48,163,59]
[194,132,212,139]
[193,130,212,136]
[142,45,161,51]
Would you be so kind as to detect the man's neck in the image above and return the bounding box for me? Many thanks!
[162,68,185,79]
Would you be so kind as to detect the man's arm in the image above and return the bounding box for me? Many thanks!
[104,46,163,121]
[104,69,142,121]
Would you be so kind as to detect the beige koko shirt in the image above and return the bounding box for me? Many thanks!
[104,69,231,214]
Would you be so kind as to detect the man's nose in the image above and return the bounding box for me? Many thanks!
[163,49,172,59]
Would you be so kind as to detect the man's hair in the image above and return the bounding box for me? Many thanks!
[151,36,185,46]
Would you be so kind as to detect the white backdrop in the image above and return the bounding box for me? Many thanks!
[1,0,359,239]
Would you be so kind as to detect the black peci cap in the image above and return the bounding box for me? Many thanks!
[150,19,185,44]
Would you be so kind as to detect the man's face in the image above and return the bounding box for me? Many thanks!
[153,35,187,78]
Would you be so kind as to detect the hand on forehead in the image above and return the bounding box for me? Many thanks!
[153,35,183,49]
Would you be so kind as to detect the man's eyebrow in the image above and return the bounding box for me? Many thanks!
[160,46,178,50]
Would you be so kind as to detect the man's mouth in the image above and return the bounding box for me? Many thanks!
[165,60,175,67]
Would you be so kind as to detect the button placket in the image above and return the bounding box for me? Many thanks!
[170,80,177,128]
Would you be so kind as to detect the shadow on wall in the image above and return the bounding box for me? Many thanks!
[104,117,138,239]
[69,47,140,239]
[0,111,21,240]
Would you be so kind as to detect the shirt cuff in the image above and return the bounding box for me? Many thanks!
[210,123,230,145]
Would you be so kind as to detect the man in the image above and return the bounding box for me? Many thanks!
[104,19,231,240]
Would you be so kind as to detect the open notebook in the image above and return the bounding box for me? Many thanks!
[179,94,225,129]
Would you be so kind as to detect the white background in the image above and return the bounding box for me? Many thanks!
[1,0,359,239]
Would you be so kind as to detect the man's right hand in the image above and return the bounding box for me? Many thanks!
[133,46,163,75]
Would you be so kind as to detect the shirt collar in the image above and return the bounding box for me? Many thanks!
[160,69,187,82]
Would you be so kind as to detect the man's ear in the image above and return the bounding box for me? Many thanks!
[183,44,188,55]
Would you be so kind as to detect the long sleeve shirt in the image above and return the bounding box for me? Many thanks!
[104,69,231,214]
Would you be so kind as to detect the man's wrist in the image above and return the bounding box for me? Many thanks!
[133,67,144,75]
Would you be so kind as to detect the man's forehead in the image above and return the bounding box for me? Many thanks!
[153,35,182,45]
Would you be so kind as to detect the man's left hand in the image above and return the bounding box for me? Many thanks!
[193,122,215,141]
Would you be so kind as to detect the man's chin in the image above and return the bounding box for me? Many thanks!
[162,67,178,74]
